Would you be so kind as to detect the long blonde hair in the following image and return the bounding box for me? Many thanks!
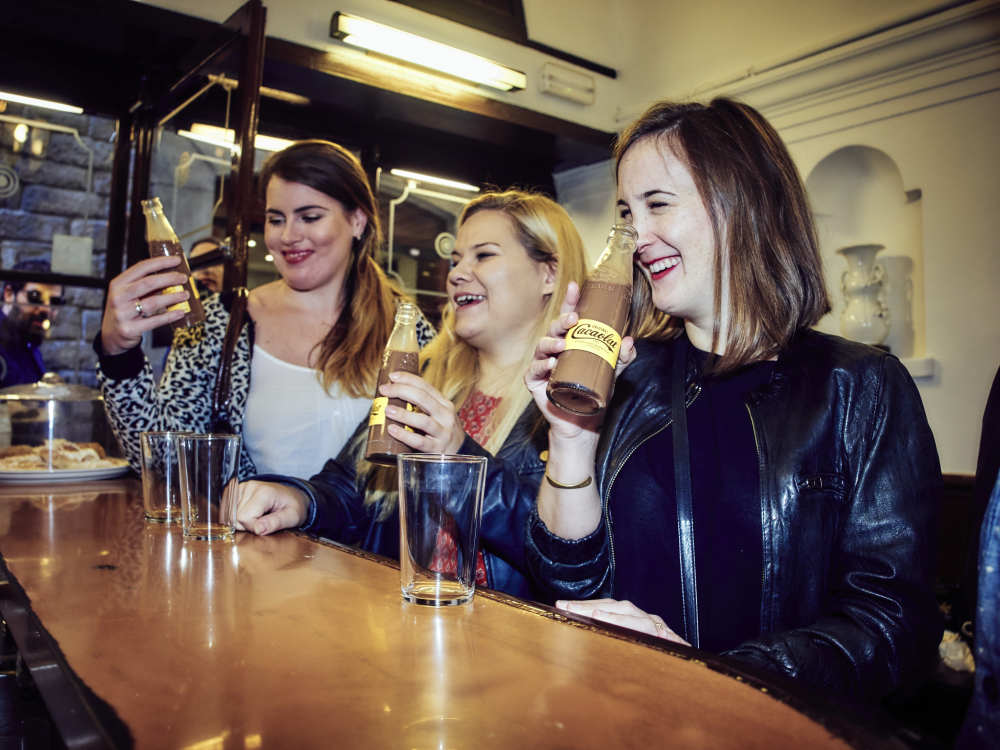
[420,190,587,454]
[361,190,587,513]
[259,140,402,397]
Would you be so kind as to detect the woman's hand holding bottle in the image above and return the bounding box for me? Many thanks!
[525,281,636,442]
[377,372,467,455]
[527,281,636,540]
[99,256,189,356]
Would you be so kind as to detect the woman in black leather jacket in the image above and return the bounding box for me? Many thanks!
[525,99,942,700]
[232,190,586,600]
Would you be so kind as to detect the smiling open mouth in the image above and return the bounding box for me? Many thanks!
[646,256,680,278]
[454,294,485,307]
[282,250,312,264]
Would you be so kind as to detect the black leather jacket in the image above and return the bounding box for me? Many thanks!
[259,404,548,601]
[527,330,943,699]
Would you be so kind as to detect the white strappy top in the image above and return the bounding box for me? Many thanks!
[242,345,370,478]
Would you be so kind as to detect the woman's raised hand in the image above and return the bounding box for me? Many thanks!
[556,598,689,645]
[525,281,636,441]
[379,373,467,455]
[99,256,190,355]
[234,480,310,536]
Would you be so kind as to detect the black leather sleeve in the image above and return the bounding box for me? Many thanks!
[457,427,542,578]
[525,509,609,600]
[293,421,375,544]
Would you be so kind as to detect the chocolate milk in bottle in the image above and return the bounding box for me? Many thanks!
[141,197,206,328]
[365,302,420,466]
[547,223,637,416]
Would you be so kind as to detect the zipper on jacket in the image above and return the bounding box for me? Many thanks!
[605,383,702,593]
[745,401,768,629]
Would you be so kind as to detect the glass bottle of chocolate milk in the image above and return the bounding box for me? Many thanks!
[547,223,638,416]
[140,197,205,328]
[365,302,420,466]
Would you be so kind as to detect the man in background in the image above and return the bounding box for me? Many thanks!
[189,237,224,296]
[0,260,64,387]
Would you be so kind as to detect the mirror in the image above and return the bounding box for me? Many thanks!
[376,169,478,329]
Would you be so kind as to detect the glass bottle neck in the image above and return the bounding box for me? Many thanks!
[395,303,418,325]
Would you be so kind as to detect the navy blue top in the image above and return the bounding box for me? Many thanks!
[610,343,774,651]
[0,310,46,388]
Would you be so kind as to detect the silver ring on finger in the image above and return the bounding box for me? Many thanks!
[135,300,145,318]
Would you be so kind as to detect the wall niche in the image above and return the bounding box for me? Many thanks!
[806,145,933,377]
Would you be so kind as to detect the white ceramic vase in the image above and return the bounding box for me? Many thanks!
[838,243,890,346]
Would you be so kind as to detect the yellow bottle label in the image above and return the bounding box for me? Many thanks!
[163,284,191,313]
[563,318,621,368]
[369,396,388,427]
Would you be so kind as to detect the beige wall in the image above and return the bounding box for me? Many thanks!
[616,0,955,116]
[790,95,1000,475]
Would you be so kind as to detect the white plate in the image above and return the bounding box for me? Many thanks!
[0,465,131,483]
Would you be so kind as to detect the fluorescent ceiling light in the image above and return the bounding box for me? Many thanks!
[178,123,295,153]
[0,90,83,114]
[331,12,526,92]
[254,133,298,152]
[178,128,235,151]
[390,168,479,192]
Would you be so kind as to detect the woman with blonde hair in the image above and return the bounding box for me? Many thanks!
[235,189,587,599]
[96,140,433,479]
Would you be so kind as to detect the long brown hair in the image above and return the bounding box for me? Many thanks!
[259,140,402,397]
[614,98,830,372]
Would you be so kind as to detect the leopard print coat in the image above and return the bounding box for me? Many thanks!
[96,292,434,480]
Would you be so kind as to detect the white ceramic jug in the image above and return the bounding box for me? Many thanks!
[838,243,890,346]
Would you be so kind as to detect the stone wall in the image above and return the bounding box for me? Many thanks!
[0,104,116,386]
[0,105,221,387]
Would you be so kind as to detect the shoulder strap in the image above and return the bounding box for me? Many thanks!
[672,335,700,647]
[210,286,249,434]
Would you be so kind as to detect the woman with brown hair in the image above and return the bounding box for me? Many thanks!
[525,99,942,699]
[233,190,587,599]
[95,140,432,479]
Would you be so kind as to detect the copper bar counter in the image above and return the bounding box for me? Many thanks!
[0,479,897,749]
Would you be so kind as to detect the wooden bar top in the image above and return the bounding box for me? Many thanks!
[0,480,890,749]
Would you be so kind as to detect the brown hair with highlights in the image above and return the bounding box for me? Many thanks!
[260,140,405,396]
[615,98,830,372]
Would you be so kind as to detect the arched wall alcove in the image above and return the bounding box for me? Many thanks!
[806,145,928,364]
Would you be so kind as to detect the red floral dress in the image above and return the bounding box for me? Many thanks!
[427,390,500,586]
